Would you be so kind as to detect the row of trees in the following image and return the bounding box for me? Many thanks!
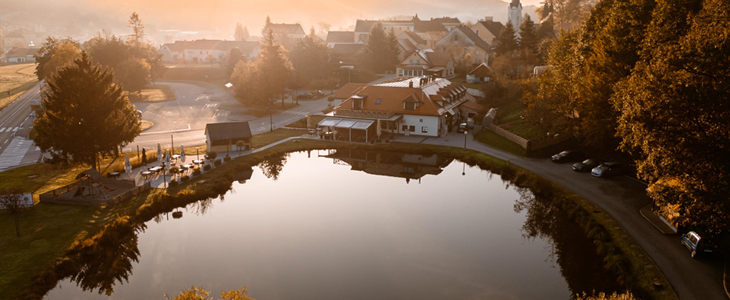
[525,0,730,233]
[34,12,164,94]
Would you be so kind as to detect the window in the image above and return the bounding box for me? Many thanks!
[409,125,415,132]
[419,119,423,122]
[410,59,413,64]
[422,126,428,133]
[476,29,480,35]
[404,102,416,110]
[375,98,382,104]
[453,35,458,41]
[416,59,420,64]
[402,124,408,131]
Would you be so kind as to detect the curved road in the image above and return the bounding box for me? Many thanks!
[411,133,726,300]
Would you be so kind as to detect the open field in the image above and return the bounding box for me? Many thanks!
[0,64,38,110]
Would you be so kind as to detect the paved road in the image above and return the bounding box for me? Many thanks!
[399,132,726,300]
[0,82,43,171]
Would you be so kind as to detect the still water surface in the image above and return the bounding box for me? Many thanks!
[47,150,618,299]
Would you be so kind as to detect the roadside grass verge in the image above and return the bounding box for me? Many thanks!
[140,120,154,132]
[474,130,527,157]
[0,63,38,110]
[127,84,176,102]
[286,115,326,129]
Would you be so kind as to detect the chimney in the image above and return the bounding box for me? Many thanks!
[484,16,493,21]
[409,81,414,88]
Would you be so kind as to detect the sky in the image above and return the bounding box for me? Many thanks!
[1,0,542,42]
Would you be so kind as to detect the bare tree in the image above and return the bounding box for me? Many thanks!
[128,12,145,45]
[0,189,27,237]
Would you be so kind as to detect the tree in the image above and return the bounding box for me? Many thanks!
[43,41,82,78]
[233,30,293,108]
[359,23,399,73]
[34,37,81,80]
[116,58,151,94]
[171,286,252,300]
[262,16,272,36]
[231,60,262,105]
[225,47,246,78]
[258,154,288,181]
[0,189,25,237]
[33,52,141,170]
[614,0,729,233]
[495,20,519,56]
[84,33,129,72]
[289,27,331,86]
[128,12,145,45]
[519,15,539,63]
[576,292,637,300]
[84,31,165,87]
[234,23,249,41]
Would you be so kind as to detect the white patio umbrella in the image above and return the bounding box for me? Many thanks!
[377,119,382,139]
[180,145,186,164]
[157,143,162,164]
[165,149,171,169]
[124,154,132,173]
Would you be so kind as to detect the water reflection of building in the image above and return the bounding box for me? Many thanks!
[324,149,452,183]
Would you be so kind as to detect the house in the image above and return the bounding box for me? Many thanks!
[354,18,417,44]
[263,23,306,48]
[160,40,260,63]
[431,17,462,31]
[319,77,474,140]
[414,19,449,47]
[397,31,427,49]
[467,63,491,83]
[1,47,39,63]
[396,49,455,78]
[326,31,356,48]
[2,31,26,48]
[435,26,493,66]
[471,17,504,45]
[331,43,364,66]
[205,122,253,154]
[331,83,369,106]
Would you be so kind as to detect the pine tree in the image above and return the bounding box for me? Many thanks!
[519,15,538,61]
[128,12,145,45]
[290,27,330,86]
[360,23,398,73]
[234,23,249,41]
[33,52,141,170]
[495,20,518,56]
[262,16,272,36]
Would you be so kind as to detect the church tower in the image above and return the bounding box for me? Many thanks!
[508,0,522,38]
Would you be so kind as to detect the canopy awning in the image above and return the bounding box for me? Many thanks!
[351,120,375,130]
[318,117,342,127]
[334,119,358,129]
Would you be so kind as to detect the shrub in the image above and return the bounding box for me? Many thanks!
[327,96,335,102]
[224,155,231,162]
[203,164,211,171]
[214,158,222,166]
[181,175,190,182]
[192,168,201,176]
[208,151,218,160]
[168,179,178,188]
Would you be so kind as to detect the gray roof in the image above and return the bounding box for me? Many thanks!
[477,20,504,37]
[205,122,252,141]
[455,26,492,50]
[326,31,355,43]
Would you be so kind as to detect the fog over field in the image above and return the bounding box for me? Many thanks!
[0,0,539,43]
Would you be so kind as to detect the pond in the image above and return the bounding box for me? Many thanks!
[46,150,620,299]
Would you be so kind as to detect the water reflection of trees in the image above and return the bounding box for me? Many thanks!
[258,154,289,180]
[513,187,622,296]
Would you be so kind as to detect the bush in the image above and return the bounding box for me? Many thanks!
[168,179,178,188]
[203,164,211,171]
[327,96,335,102]
[224,155,231,162]
[181,175,190,182]
[208,151,218,160]
[214,158,222,166]
[192,168,201,176]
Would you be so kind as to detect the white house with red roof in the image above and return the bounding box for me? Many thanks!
[160,40,260,63]
[319,77,479,140]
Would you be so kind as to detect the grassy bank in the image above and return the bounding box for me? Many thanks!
[3,138,675,300]
[474,130,527,157]
[0,64,38,110]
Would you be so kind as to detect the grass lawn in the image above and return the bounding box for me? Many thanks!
[127,84,176,102]
[251,129,305,149]
[493,100,546,141]
[474,130,527,157]
[140,120,154,131]
[0,64,38,110]
[286,115,326,128]
[449,75,483,90]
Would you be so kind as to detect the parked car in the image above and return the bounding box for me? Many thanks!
[456,123,467,133]
[591,162,624,177]
[681,231,718,258]
[311,90,325,97]
[572,159,602,172]
[551,150,585,163]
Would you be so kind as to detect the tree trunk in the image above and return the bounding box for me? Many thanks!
[14,213,20,237]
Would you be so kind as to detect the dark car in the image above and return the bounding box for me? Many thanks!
[456,123,467,133]
[591,162,624,177]
[572,159,602,172]
[551,150,585,163]
[681,231,718,258]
